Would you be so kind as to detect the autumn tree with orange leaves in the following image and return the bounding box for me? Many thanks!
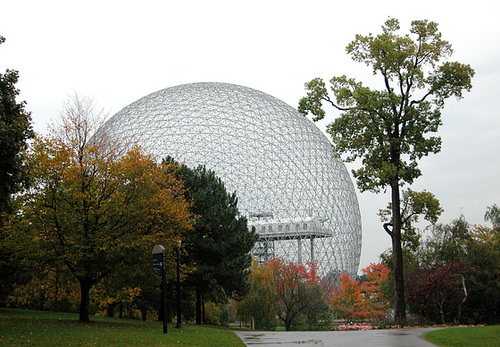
[8,95,192,322]
[267,259,328,331]
[360,263,390,320]
[329,274,364,321]
[329,264,390,321]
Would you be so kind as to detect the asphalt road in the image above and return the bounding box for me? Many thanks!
[234,328,443,346]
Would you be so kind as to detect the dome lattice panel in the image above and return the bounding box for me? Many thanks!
[99,82,362,277]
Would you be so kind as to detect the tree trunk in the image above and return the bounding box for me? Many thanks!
[202,297,206,324]
[54,272,59,312]
[195,287,202,325]
[391,183,407,325]
[457,275,468,323]
[78,278,95,322]
[439,300,445,324]
[106,303,117,317]
[285,318,291,331]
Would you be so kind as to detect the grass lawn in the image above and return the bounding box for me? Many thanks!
[423,325,500,347]
[0,308,245,346]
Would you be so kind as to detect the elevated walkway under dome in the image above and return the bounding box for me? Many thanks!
[247,215,331,265]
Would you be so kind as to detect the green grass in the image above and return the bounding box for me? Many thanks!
[423,325,500,347]
[0,308,245,346]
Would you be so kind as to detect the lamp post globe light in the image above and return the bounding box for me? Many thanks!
[100,82,362,279]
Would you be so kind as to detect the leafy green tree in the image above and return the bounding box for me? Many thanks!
[484,204,500,228]
[425,216,470,259]
[379,189,443,306]
[406,212,499,324]
[164,158,258,324]
[465,212,499,324]
[7,263,79,312]
[407,216,471,323]
[11,95,191,322]
[0,35,34,305]
[237,260,276,330]
[0,35,34,217]
[379,189,443,254]
[299,18,474,324]
[90,249,162,321]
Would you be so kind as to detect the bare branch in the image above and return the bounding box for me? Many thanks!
[384,222,394,238]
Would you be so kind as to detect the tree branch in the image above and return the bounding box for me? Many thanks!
[401,211,418,226]
[321,94,351,112]
[383,222,393,238]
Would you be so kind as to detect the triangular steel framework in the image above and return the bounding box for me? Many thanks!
[98,82,362,278]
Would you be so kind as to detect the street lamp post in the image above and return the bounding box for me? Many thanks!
[175,240,183,328]
[153,245,167,334]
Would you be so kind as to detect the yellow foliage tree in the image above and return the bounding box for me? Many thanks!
[12,95,192,322]
[237,259,276,330]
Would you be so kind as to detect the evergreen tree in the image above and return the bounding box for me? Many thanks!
[164,157,258,324]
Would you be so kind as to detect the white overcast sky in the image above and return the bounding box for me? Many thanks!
[2,0,499,273]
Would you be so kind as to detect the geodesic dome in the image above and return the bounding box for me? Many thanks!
[98,82,362,277]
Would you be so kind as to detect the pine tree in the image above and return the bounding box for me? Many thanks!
[164,157,258,324]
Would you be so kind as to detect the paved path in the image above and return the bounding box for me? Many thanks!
[234,328,443,347]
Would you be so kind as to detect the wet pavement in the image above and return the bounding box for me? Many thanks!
[234,328,443,346]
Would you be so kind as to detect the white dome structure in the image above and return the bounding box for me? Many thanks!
[99,82,362,277]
